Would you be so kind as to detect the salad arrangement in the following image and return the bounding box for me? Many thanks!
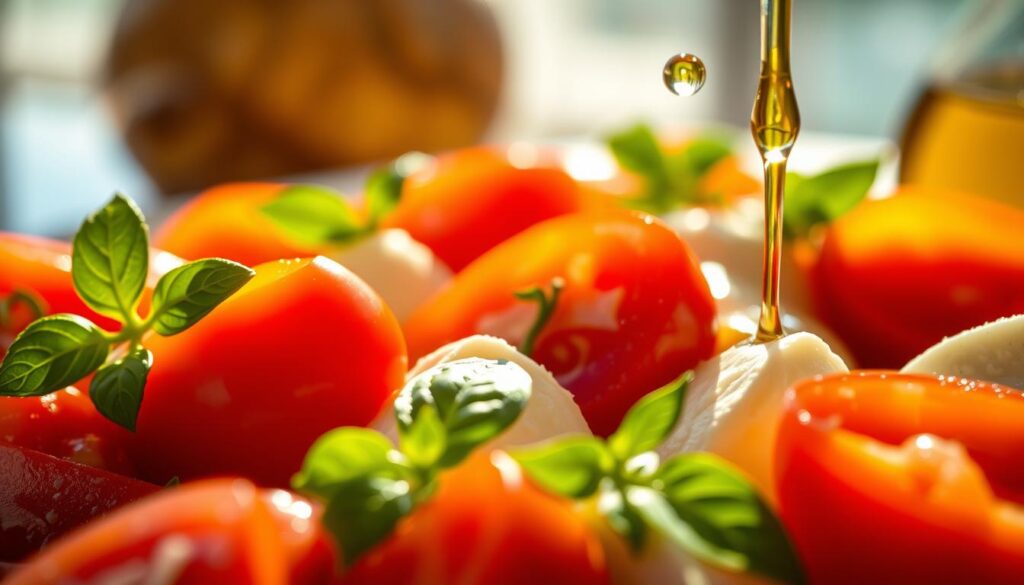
[0,124,1022,584]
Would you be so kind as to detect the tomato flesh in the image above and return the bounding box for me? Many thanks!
[5,480,290,584]
[403,211,716,435]
[341,453,610,585]
[130,257,407,486]
[775,371,1024,585]
[0,442,157,561]
[383,148,603,272]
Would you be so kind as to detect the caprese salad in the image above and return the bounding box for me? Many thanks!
[1,123,1022,585]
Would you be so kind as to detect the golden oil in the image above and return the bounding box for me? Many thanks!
[900,63,1024,207]
[751,0,799,342]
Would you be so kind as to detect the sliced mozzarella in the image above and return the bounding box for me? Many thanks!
[330,229,451,321]
[372,335,591,448]
[902,314,1024,389]
[657,332,848,499]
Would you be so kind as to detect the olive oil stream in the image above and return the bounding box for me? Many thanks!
[751,0,799,341]
[663,0,799,342]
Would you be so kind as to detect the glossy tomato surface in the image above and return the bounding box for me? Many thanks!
[404,211,716,435]
[5,480,288,584]
[154,182,316,266]
[130,257,407,486]
[775,372,1024,585]
[0,388,133,474]
[0,233,108,330]
[341,453,610,585]
[0,442,157,561]
[383,148,608,272]
[812,189,1024,367]
[0,232,181,336]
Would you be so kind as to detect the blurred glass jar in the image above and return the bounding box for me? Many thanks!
[899,0,1024,207]
[104,0,503,194]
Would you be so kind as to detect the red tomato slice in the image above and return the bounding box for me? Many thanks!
[5,480,289,584]
[0,388,134,474]
[403,211,716,435]
[129,256,407,486]
[775,371,1024,585]
[383,148,610,272]
[154,182,316,267]
[0,442,157,561]
[811,189,1024,367]
[341,453,610,585]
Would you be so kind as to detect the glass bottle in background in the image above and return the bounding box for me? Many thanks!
[899,0,1024,207]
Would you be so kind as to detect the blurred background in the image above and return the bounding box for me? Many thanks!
[0,0,1019,235]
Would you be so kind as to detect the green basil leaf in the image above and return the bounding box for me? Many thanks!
[321,476,414,567]
[598,480,648,552]
[89,347,151,431]
[629,485,744,569]
[261,185,365,245]
[656,453,805,584]
[364,166,404,225]
[513,436,611,499]
[292,427,396,498]
[607,124,671,181]
[395,358,532,468]
[72,193,150,321]
[783,159,879,239]
[149,259,254,336]
[607,124,673,211]
[608,371,692,460]
[677,135,733,177]
[0,315,109,396]
[399,404,446,469]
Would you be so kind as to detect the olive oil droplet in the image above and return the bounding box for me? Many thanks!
[662,53,707,96]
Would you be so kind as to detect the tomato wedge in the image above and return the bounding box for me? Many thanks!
[403,211,716,435]
[0,442,157,561]
[775,371,1024,585]
[0,388,133,474]
[154,182,315,267]
[383,148,607,272]
[811,189,1024,367]
[341,453,610,585]
[5,480,289,584]
[130,257,407,486]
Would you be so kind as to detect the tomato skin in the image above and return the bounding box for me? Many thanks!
[154,182,315,266]
[340,453,610,585]
[130,257,407,487]
[403,211,716,435]
[811,189,1024,367]
[383,148,606,272]
[0,442,157,562]
[775,372,1024,585]
[5,479,290,584]
[0,232,111,330]
[0,388,134,474]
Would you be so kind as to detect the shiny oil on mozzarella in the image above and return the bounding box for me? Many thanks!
[657,332,848,499]
[372,335,591,448]
[329,228,452,321]
[902,314,1024,389]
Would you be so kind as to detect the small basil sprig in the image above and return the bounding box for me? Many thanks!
[783,159,880,239]
[514,277,564,358]
[293,357,532,567]
[607,123,734,213]
[513,373,805,584]
[261,152,432,246]
[0,193,254,430]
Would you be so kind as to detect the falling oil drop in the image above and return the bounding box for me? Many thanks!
[662,53,707,96]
